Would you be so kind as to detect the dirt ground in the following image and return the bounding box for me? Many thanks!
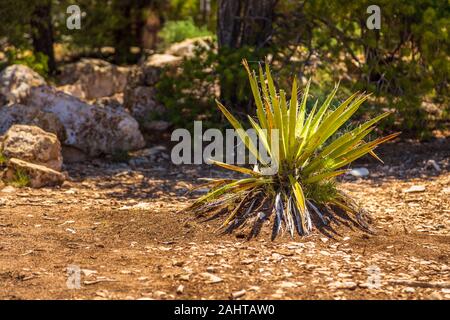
[0,137,449,300]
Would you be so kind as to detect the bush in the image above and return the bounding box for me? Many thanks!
[187,60,399,239]
[158,18,213,47]
[156,40,269,130]
[2,48,49,77]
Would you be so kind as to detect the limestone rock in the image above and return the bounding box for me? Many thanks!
[123,86,164,122]
[0,64,46,105]
[3,158,65,188]
[164,37,212,59]
[0,104,66,141]
[58,58,130,100]
[27,86,145,157]
[1,125,62,171]
[123,54,181,129]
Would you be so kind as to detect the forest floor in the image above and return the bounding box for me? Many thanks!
[0,137,449,300]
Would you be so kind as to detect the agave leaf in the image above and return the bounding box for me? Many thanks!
[331,132,400,170]
[309,84,339,134]
[369,150,384,163]
[189,178,233,192]
[219,191,252,230]
[296,78,311,136]
[306,200,328,225]
[247,116,280,169]
[288,175,309,234]
[208,159,261,176]
[242,59,267,129]
[216,99,267,165]
[272,193,284,240]
[303,126,376,175]
[304,169,348,184]
[193,178,266,206]
[279,90,289,158]
[303,111,392,174]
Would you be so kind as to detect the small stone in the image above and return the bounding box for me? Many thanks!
[179,274,190,281]
[200,272,223,284]
[428,292,443,300]
[173,260,184,267]
[176,284,184,294]
[153,291,167,299]
[206,266,216,273]
[403,287,416,293]
[403,185,426,193]
[231,289,246,299]
[348,167,369,177]
[278,281,298,288]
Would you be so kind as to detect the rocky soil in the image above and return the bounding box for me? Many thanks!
[0,138,448,300]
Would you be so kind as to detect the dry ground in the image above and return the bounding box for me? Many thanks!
[0,137,449,300]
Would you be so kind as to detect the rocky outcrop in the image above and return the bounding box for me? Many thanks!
[0,104,66,141]
[164,37,212,59]
[0,65,46,105]
[3,158,65,188]
[1,125,62,171]
[124,86,164,121]
[27,86,145,157]
[123,54,181,130]
[58,58,130,100]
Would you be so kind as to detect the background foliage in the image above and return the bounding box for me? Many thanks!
[0,0,448,138]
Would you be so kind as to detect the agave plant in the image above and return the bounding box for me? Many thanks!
[188,60,399,239]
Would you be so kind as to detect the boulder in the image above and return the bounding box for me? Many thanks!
[3,158,65,188]
[123,54,180,130]
[0,104,66,141]
[58,58,130,100]
[56,83,86,100]
[123,86,164,121]
[1,125,62,171]
[164,37,212,59]
[127,54,182,88]
[27,86,145,157]
[0,64,46,105]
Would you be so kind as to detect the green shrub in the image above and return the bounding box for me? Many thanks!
[158,18,213,47]
[10,168,30,188]
[156,41,269,130]
[0,153,7,166]
[187,60,399,239]
[3,48,49,77]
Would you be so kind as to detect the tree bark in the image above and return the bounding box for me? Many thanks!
[30,0,56,74]
[217,0,276,49]
[217,0,276,109]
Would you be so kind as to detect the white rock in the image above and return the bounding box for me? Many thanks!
[164,37,212,59]
[1,125,62,171]
[348,167,369,177]
[27,86,145,156]
[0,104,66,141]
[58,58,129,100]
[3,158,65,188]
[200,272,223,284]
[0,65,46,105]
[403,185,426,193]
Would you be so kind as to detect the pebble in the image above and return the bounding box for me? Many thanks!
[176,284,184,294]
[231,289,246,299]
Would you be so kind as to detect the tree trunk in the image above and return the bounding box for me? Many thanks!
[30,0,56,74]
[217,0,276,109]
[217,0,276,49]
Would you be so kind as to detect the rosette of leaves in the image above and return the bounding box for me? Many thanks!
[187,59,399,239]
